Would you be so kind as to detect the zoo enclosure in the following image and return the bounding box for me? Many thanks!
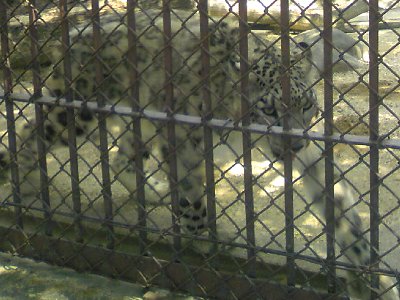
[0,0,399,299]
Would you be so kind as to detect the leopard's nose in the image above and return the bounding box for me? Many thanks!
[291,142,304,153]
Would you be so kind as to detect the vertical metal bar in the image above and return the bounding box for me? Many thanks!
[323,0,339,295]
[59,0,83,242]
[91,0,114,249]
[369,0,380,297]
[199,0,217,254]
[238,1,256,278]
[28,0,42,95]
[127,0,147,254]
[322,0,336,294]
[162,0,181,252]
[29,0,52,236]
[280,0,295,290]
[0,1,22,229]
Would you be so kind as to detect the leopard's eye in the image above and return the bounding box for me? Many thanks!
[262,106,276,116]
[302,101,314,112]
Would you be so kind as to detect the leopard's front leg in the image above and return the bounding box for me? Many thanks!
[158,126,208,235]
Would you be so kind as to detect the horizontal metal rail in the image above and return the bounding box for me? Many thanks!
[3,92,400,150]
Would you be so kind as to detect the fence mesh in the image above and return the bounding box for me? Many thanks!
[1,0,400,299]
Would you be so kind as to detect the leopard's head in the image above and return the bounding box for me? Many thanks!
[248,40,319,158]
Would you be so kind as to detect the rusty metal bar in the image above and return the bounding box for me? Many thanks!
[28,0,41,95]
[0,1,22,229]
[28,0,52,236]
[239,0,256,279]
[92,0,114,249]
[59,0,84,242]
[322,0,336,294]
[127,0,147,254]
[162,0,181,252]
[199,0,217,250]
[369,0,380,297]
[280,0,295,290]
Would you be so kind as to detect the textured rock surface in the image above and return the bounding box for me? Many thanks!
[0,253,199,300]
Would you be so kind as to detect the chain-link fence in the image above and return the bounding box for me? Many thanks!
[1,0,400,299]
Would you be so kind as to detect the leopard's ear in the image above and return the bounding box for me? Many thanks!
[293,41,311,58]
[230,52,241,72]
[297,41,310,50]
[210,21,241,71]
[292,40,313,65]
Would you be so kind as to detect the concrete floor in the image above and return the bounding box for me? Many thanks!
[0,252,199,300]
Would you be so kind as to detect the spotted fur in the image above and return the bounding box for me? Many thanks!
[0,12,397,299]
